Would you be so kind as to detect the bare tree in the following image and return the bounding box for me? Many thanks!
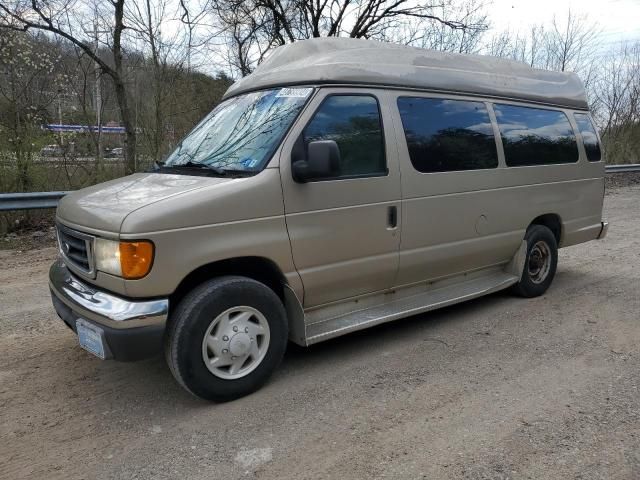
[388,0,488,54]
[485,11,597,74]
[0,0,138,174]
[546,10,598,73]
[60,40,109,183]
[594,42,640,164]
[210,0,490,76]
[125,0,180,162]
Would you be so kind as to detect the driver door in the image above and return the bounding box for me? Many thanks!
[280,88,402,307]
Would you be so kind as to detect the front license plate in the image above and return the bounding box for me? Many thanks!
[76,319,106,359]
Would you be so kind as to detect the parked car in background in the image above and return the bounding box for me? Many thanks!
[104,147,123,158]
[40,144,64,157]
[49,38,608,402]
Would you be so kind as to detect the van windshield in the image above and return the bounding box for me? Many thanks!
[163,87,313,173]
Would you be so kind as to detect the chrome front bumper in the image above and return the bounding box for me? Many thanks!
[49,259,168,330]
[598,221,609,240]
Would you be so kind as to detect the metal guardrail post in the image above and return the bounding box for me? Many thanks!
[0,164,639,212]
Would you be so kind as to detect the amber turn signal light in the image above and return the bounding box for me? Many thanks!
[119,241,154,279]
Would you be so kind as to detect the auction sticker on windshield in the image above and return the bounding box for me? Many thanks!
[276,87,313,98]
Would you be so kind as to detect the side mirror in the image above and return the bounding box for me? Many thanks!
[292,140,340,182]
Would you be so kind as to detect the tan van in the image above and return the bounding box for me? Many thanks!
[50,38,608,401]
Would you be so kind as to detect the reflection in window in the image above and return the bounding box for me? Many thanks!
[494,104,578,166]
[304,95,386,177]
[574,113,602,162]
[397,97,498,173]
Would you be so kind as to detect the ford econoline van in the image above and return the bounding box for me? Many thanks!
[49,38,608,401]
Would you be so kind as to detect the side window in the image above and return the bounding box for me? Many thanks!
[303,95,386,177]
[574,113,602,162]
[397,97,498,173]
[494,104,578,166]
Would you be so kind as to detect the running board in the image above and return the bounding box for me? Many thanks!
[304,269,519,345]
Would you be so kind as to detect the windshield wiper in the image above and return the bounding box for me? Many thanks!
[152,160,256,177]
[170,161,228,175]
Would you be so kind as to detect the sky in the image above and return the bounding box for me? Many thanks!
[487,0,640,46]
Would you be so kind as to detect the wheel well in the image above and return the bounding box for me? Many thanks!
[530,214,562,245]
[169,257,287,312]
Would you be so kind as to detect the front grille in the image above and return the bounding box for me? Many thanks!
[56,224,94,275]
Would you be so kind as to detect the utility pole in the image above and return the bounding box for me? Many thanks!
[93,21,102,159]
[134,72,138,171]
[84,21,109,159]
[57,88,63,144]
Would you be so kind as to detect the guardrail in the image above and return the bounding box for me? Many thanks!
[0,191,71,212]
[604,164,640,173]
[1,164,639,212]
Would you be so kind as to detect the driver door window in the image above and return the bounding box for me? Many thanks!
[303,95,387,178]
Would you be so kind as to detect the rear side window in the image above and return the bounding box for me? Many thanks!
[397,97,498,173]
[494,104,578,166]
[574,113,602,162]
[304,95,386,177]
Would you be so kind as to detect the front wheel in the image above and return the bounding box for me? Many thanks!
[511,225,558,298]
[165,276,288,402]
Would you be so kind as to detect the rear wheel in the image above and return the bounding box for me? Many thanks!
[512,225,558,298]
[165,276,288,402]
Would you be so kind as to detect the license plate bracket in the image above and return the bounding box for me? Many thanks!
[76,319,106,359]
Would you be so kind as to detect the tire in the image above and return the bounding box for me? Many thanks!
[165,276,288,402]
[511,224,558,298]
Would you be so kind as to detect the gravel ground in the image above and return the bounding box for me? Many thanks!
[1,185,639,480]
[605,171,640,190]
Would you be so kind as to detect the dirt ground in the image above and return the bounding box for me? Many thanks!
[1,185,639,480]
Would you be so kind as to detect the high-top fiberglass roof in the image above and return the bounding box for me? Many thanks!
[224,38,588,110]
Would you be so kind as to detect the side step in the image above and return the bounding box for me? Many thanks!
[304,269,519,345]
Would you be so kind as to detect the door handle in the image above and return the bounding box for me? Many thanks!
[387,206,398,229]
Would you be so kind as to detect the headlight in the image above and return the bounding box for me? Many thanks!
[94,238,121,276]
[94,238,154,279]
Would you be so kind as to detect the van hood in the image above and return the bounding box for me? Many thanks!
[56,173,232,233]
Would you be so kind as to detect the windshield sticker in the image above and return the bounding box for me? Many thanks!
[276,87,313,98]
[241,158,259,168]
